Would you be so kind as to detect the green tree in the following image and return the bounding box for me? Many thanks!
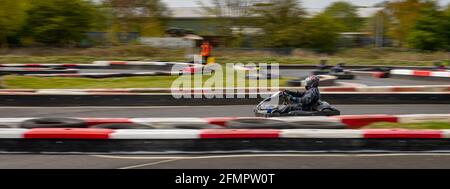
[25,0,96,45]
[252,0,307,47]
[198,0,257,47]
[0,0,28,47]
[407,3,446,51]
[322,1,362,32]
[104,0,170,37]
[443,5,450,50]
[384,0,435,47]
[302,13,343,53]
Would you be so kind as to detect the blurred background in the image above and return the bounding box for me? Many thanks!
[0,0,448,62]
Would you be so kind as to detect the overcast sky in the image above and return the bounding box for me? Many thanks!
[163,0,450,8]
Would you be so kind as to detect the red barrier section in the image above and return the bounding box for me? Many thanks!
[24,128,113,139]
[200,129,280,139]
[335,115,398,129]
[62,64,77,67]
[204,117,237,127]
[372,72,385,78]
[363,129,442,139]
[83,118,133,126]
[413,70,431,77]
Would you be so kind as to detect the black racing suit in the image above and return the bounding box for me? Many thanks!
[283,87,321,112]
[330,66,344,73]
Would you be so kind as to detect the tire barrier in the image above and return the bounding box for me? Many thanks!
[1,128,450,153]
[286,75,337,87]
[0,114,448,153]
[311,70,355,80]
[276,64,440,70]
[348,68,391,78]
[0,67,79,76]
[246,73,280,80]
[390,69,450,81]
[225,118,346,129]
[91,123,154,129]
[1,114,448,130]
[20,118,87,129]
[225,118,296,129]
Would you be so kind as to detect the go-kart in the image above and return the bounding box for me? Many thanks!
[254,91,340,117]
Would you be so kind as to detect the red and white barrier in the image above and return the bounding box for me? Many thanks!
[1,128,450,139]
[391,69,450,78]
[0,114,448,140]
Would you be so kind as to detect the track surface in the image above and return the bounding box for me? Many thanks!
[0,104,449,117]
[1,154,450,169]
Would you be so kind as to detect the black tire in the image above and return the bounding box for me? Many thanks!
[312,70,330,75]
[225,119,295,129]
[152,123,223,129]
[287,121,346,129]
[91,123,154,129]
[332,74,355,80]
[321,109,341,116]
[20,118,86,129]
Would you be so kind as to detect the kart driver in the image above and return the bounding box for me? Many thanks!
[282,75,321,112]
[331,63,345,73]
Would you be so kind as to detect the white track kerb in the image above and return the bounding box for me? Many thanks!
[0,114,448,139]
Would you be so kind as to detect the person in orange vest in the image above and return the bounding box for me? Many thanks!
[200,41,212,65]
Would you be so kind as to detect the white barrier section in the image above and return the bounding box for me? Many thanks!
[110,129,200,139]
[441,130,450,138]
[431,71,450,78]
[280,129,363,138]
[0,118,34,128]
[397,114,450,123]
[0,129,28,138]
[390,69,414,75]
[92,61,111,66]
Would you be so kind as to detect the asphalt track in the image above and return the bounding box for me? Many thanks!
[0,104,449,117]
[2,154,450,169]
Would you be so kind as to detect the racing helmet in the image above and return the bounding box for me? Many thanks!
[304,75,320,89]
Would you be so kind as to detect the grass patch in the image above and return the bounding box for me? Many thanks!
[364,122,450,130]
[1,75,292,89]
